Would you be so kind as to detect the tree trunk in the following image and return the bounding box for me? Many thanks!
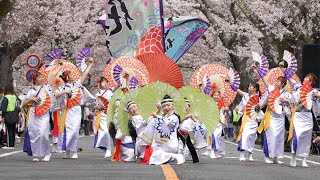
[0,45,14,89]
[0,28,42,89]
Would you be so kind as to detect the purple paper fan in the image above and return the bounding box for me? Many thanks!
[229,68,240,92]
[46,49,62,67]
[76,47,90,72]
[283,50,297,80]
[129,76,139,90]
[203,76,211,95]
[113,64,123,85]
[252,52,269,78]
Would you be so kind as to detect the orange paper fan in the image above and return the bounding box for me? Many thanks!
[66,85,81,109]
[217,98,224,110]
[34,87,51,116]
[245,95,260,120]
[97,96,109,113]
[268,88,282,114]
[258,67,301,94]
[300,81,313,110]
[136,53,183,89]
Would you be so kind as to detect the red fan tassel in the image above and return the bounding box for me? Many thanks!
[138,145,153,164]
[52,111,59,137]
[112,139,122,161]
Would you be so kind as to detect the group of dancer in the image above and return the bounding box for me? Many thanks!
[21,51,320,169]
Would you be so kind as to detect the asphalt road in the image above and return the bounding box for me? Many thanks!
[0,136,319,180]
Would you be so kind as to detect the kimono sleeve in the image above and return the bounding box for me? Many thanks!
[259,86,275,108]
[236,92,249,112]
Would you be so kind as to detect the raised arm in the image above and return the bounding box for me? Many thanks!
[237,89,245,97]
[252,64,269,87]
[80,57,94,84]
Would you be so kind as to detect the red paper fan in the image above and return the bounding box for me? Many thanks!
[97,96,109,113]
[245,95,259,120]
[189,63,236,107]
[136,53,183,89]
[136,26,164,56]
[103,56,149,89]
[34,88,51,116]
[217,98,224,110]
[66,86,81,109]
[300,81,313,110]
[268,88,282,114]
[258,67,301,94]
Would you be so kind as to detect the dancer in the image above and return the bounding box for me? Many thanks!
[288,73,320,167]
[55,58,95,159]
[22,72,56,162]
[94,76,119,158]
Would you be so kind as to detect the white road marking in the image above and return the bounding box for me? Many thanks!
[225,141,320,165]
[0,150,23,158]
[0,135,92,158]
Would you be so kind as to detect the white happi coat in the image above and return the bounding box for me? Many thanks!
[94,88,113,150]
[180,118,207,149]
[56,80,95,152]
[259,86,291,158]
[140,113,180,165]
[131,115,147,158]
[25,84,56,157]
[289,79,320,157]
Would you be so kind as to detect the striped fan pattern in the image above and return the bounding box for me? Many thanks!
[97,96,109,113]
[300,81,313,110]
[46,49,62,67]
[245,95,259,120]
[34,88,51,117]
[228,67,240,91]
[268,88,282,114]
[252,52,269,78]
[283,50,297,80]
[76,47,90,72]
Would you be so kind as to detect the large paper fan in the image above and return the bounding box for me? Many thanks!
[117,88,140,135]
[137,82,185,121]
[283,50,297,80]
[104,56,149,89]
[252,52,269,78]
[179,86,219,134]
[39,65,49,84]
[136,53,184,89]
[47,60,81,91]
[300,81,313,110]
[245,95,260,120]
[107,89,124,124]
[268,88,282,114]
[189,63,236,107]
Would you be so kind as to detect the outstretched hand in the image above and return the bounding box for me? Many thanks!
[88,57,94,64]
